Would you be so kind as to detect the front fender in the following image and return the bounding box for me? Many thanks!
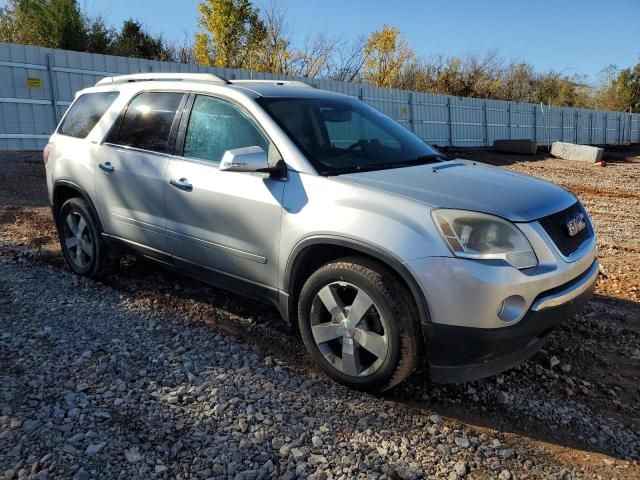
[278,171,450,327]
[279,171,450,271]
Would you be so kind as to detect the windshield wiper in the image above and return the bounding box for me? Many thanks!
[396,154,447,166]
[319,154,446,176]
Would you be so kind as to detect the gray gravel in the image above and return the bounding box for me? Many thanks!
[1,149,639,478]
[1,256,624,480]
[410,376,640,459]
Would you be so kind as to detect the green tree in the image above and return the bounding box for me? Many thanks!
[631,62,640,113]
[85,16,115,54]
[194,0,266,69]
[111,19,169,60]
[596,63,640,112]
[48,0,86,50]
[0,0,48,46]
[0,0,87,51]
[0,1,173,60]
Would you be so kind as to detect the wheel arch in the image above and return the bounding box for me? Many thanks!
[283,236,432,331]
[52,180,104,231]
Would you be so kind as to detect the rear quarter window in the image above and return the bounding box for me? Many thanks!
[58,91,119,138]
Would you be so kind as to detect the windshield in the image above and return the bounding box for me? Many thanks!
[257,96,444,175]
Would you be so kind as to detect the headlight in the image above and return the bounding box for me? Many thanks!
[432,209,538,269]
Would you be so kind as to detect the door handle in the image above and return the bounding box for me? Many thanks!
[170,178,193,192]
[98,162,114,173]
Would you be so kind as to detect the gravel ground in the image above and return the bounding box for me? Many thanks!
[1,148,639,479]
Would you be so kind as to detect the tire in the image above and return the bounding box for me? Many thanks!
[298,256,420,392]
[56,197,116,278]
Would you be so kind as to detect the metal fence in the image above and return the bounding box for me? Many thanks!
[1,42,639,150]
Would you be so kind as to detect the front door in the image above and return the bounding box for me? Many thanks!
[165,94,285,289]
[95,91,185,254]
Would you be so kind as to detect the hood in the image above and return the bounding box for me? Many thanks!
[334,159,576,222]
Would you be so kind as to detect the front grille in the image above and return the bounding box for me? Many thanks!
[539,202,591,257]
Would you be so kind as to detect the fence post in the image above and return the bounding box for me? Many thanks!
[616,115,619,144]
[407,92,414,133]
[618,114,622,144]
[575,111,579,143]
[604,115,607,144]
[447,97,453,147]
[560,109,564,142]
[589,113,593,144]
[533,105,537,144]
[46,53,60,124]
[507,103,511,140]
[483,101,488,147]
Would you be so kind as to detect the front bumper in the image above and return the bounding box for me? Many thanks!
[423,259,598,383]
[406,215,597,383]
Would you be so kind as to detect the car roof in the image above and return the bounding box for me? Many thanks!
[229,81,349,100]
[91,74,350,101]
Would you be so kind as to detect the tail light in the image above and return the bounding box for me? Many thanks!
[43,143,53,165]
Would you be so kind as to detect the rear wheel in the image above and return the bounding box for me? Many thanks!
[56,197,115,278]
[298,256,420,392]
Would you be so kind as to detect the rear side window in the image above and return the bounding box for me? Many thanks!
[113,92,184,153]
[58,91,119,138]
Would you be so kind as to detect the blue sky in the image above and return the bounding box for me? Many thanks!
[81,0,639,83]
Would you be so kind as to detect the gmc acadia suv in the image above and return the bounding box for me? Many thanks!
[44,73,598,391]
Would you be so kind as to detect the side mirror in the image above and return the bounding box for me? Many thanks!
[219,146,270,172]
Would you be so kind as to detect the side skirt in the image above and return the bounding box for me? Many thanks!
[102,233,285,317]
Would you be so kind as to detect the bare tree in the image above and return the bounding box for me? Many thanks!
[291,32,339,78]
[328,36,366,82]
[460,49,505,98]
[164,31,197,64]
[255,0,293,74]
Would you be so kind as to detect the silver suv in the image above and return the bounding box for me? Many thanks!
[45,73,598,391]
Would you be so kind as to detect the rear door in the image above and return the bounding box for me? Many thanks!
[95,91,186,255]
[165,93,285,290]
[50,90,120,205]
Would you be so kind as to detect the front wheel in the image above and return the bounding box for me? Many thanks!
[298,257,420,392]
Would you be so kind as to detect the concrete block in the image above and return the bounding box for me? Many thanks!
[493,140,538,155]
[551,142,603,163]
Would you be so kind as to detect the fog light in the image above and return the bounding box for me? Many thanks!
[497,295,525,322]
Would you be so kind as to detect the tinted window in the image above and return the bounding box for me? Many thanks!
[114,92,184,153]
[258,97,443,175]
[183,95,269,163]
[58,92,119,138]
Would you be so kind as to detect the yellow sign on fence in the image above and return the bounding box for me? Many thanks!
[26,77,42,89]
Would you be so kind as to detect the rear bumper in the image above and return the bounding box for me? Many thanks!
[425,259,598,383]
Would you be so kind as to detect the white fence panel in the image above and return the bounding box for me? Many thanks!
[1,42,639,150]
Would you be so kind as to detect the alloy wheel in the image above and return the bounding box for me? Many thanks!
[310,281,389,377]
[62,210,93,269]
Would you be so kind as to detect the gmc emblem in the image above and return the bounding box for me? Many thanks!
[566,212,586,237]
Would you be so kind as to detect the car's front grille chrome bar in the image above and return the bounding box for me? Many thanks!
[531,260,599,312]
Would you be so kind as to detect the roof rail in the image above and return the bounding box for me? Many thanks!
[96,73,230,86]
[229,79,314,88]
